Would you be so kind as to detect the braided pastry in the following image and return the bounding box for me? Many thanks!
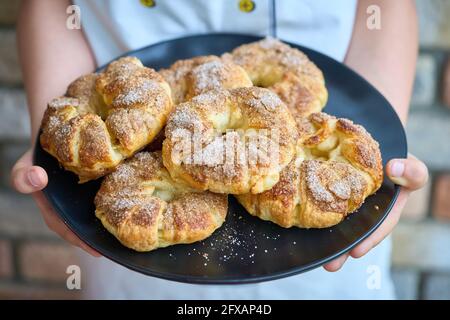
[223,37,328,117]
[236,112,383,228]
[162,87,298,194]
[159,55,252,104]
[95,151,227,252]
[40,57,173,182]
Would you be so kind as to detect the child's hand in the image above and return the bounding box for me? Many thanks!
[323,155,428,271]
[11,149,101,257]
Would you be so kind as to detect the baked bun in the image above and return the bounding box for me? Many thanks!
[40,57,173,182]
[159,55,252,104]
[236,112,383,228]
[223,37,328,117]
[162,87,298,194]
[94,151,227,252]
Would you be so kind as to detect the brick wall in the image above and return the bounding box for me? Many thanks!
[0,0,79,299]
[391,0,450,300]
[0,0,449,299]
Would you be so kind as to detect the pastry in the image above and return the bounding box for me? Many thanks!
[94,151,227,252]
[223,37,328,117]
[236,112,383,228]
[162,87,298,194]
[159,55,252,104]
[40,57,173,182]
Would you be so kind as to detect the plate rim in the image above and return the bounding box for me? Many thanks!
[33,32,408,284]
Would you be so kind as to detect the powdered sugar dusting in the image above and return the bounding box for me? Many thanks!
[304,160,334,203]
[168,105,205,131]
[328,179,351,200]
[248,90,282,111]
[258,36,281,49]
[112,163,136,183]
[113,79,160,107]
[191,60,227,92]
[49,97,79,109]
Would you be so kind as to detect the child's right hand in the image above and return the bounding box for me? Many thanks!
[10,149,101,257]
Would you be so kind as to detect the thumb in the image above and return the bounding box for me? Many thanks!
[11,150,48,194]
[386,156,428,191]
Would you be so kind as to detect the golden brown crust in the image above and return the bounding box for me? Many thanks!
[159,55,252,104]
[94,151,227,252]
[223,37,328,117]
[40,57,173,183]
[162,87,298,194]
[236,112,383,228]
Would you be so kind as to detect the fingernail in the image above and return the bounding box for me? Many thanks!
[27,169,41,187]
[390,161,405,177]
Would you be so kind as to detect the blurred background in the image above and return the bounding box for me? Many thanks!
[0,0,449,299]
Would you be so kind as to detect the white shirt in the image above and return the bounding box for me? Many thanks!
[75,0,357,65]
[72,0,395,299]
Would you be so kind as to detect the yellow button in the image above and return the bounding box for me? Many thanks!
[140,0,156,8]
[239,0,255,13]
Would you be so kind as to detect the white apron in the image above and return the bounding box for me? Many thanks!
[73,0,395,299]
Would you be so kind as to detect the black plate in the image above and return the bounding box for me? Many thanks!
[33,33,407,284]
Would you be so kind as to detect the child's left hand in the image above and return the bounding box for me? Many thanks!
[323,154,428,271]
